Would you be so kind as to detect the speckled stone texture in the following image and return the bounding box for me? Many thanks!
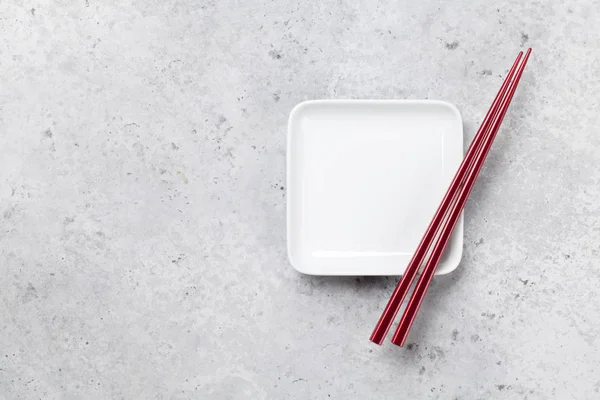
[0,0,599,399]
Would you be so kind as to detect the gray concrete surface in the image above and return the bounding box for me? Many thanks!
[1,0,599,399]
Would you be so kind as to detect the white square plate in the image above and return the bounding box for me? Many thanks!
[286,100,464,276]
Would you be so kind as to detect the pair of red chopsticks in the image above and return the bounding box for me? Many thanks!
[371,49,532,347]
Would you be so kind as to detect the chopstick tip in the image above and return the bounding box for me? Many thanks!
[391,335,407,347]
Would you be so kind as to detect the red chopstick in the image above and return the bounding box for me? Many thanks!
[369,51,525,345]
[391,48,532,346]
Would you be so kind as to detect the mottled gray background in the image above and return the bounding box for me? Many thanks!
[1,0,599,399]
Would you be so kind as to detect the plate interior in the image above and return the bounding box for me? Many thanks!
[287,100,463,275]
